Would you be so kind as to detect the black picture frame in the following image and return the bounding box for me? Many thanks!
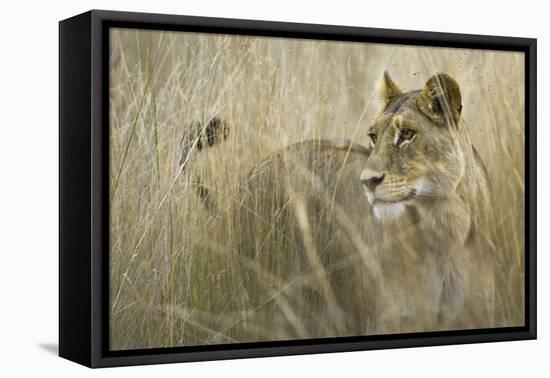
[59,9,537,368]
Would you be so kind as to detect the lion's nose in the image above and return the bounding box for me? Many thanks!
[360,170,386,192]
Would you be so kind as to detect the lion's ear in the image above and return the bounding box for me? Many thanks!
[417,73,462,128]
[376,71,403,103]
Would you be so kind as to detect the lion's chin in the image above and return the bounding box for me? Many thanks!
[372,202,406,222]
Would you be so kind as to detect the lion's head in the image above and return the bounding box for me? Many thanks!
[361,72,466,221]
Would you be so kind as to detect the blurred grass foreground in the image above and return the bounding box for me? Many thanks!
[109,28,525,350]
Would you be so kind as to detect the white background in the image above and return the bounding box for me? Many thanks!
[0,0,546,376]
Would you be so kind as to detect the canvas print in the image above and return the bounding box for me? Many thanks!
[108,28,525,351]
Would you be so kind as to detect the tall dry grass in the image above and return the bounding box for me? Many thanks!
[108,28,525,350]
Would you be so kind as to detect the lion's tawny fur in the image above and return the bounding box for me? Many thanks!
[204,73,497,336]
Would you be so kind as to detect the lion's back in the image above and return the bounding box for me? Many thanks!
[236,139,382,335]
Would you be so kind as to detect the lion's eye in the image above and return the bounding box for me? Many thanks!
[368,132,377,146]
[395,128,416,147]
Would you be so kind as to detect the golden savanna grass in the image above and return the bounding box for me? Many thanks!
[109,28,525,350]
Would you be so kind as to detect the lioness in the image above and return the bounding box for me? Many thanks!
[358,72,496,332]
[193,72,496,338]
